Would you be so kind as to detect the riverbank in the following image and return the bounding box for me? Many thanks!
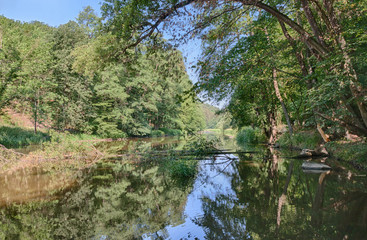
[276,131,367,170]
[0,129,104,173]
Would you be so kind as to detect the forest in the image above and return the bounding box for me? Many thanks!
[0,8,205,139]
[1,0,367,143]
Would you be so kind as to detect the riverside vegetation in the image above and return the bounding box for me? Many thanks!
[1,1,367,238]
[0,1,366,182]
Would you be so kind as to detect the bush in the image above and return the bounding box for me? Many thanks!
[165,159,197,179]
[150,130,165,137]
[159,128,182,136]
[236,126,266,145]
[277,131,322,149]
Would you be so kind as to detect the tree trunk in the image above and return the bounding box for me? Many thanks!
[323,0,367,128]
[273,68,293,135]
[267,111,277,144]
[300,0,328,49]
[34,98,38,134]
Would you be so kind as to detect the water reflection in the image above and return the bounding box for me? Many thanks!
[190,150,367,240]
[1,136,366,239]
[0,168,76,207]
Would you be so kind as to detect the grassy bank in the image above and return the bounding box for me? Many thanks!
[0,127,104,173]
[325,141,367,169]
[276,131,367,169]
[0,126,50,148]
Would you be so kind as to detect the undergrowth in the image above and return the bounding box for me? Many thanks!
[0,126,49,148]
[326,141,367,167]
[236,126,266,145]
[276,131,322,149]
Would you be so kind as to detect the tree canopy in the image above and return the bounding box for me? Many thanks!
[98,0,367,141]
[0,8,205,137]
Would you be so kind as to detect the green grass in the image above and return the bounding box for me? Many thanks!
[326,141,367,168]
[0,124,101,149]
[164,159,197,179]
[276,131,322,149]
[0,126,50,148]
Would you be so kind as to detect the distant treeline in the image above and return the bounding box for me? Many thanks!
[0,10,205,137]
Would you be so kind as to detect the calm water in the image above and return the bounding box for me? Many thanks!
[1,136,366,239]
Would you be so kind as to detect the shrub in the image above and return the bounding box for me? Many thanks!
[159,128,183,136]
[165,159,197,179]
[277,131,322,149]
[150,130,165,137]
[236,126,266,145]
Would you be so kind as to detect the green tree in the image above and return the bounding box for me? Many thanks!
[99,0,367,138]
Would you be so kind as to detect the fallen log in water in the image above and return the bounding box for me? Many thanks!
[105,150,259,159]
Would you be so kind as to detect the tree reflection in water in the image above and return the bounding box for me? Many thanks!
[0,161,193,240]
[192,149,367,240]
[1,145,366,239]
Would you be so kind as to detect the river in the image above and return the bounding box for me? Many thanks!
[1,135,366,239]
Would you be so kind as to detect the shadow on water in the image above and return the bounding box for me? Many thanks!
[1,135,366,239]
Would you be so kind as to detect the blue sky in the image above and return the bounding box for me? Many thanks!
[0,0,102,27]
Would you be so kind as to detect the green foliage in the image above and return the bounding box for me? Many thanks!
[159,128,182,136]
[326,141,367,167]
[236,126,266,145]
[157,136,218,181]
[200,103,223,129]
[151,130,165,137]
[183,135,219,157]
[179,98,206,134]
[277,131,323,149]
[164,159,197,179]
[0,14,204,139]
[0,125,49,148]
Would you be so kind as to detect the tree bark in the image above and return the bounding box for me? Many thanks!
[273,68,293,135]
[34,98,38,134]
[267,111,277,144]
[300,0,328,49]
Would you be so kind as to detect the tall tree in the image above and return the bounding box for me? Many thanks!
[100,0,367,137]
